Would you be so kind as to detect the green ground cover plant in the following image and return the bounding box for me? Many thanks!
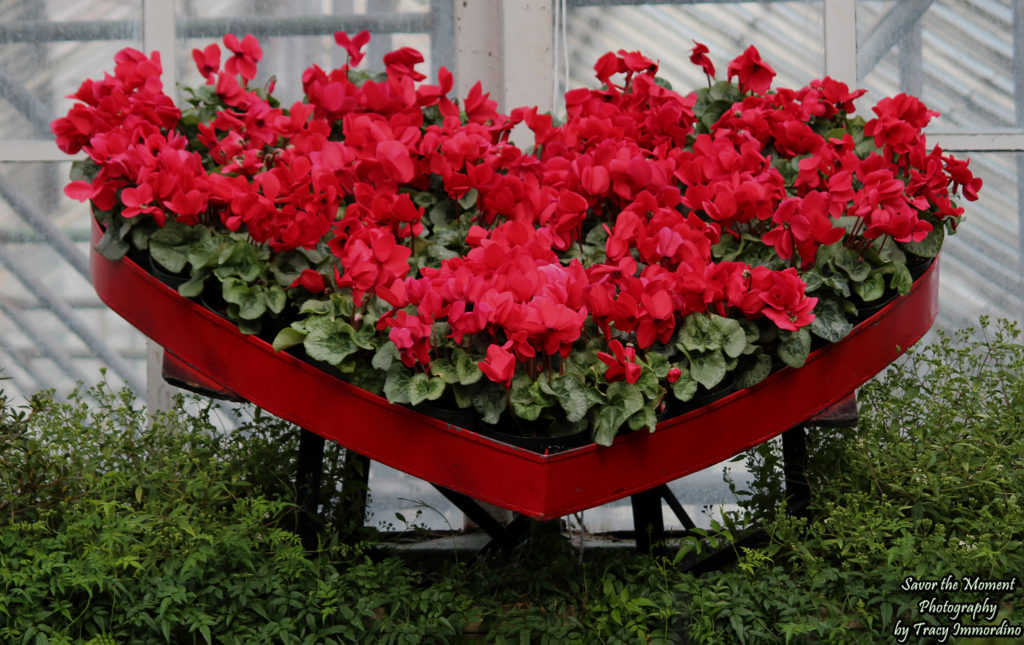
[1,318,1022,643]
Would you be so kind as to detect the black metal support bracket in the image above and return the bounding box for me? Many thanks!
[782,425,810,517]
[337,450,372,541]
[296,428,326,551]
[430,485,536,552]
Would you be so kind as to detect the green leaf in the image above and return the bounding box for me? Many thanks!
[94,225,130,260]
[852,272,886,303]
[672,369,699,402]
[428,202,452,228]
[715,315,748,359]
[593,381,644,446]
[473,384,508,425]
[801,269,824,293]
[372,342,400,371]
[678,314,723,353]
[299,298,332,316]
[188,236,227,270]
[901,220,944,258]
[635,369,662,400]
[304,323,358,365]
[645,351,670,379]
[627,402,658,432]
[268,249,309,287]
[237,288,267,320]
[265,284,287,315]
[408,373,445,406]
[509,375,549,421]
[457,188,479,210]
[237,317,261,335]
[810,298,853,343]
[272,327,306,353]
[689,350,727,390]
[543,374,602,423]
[453,348,482,385]
[430,357,459,384]
[890,261,913,295]
[214,241,262,282]
[221,278,250,305]
[129,219,157,250]
[735,353,773,389]
[177,271,208,298]
[453,382,479,409]
[383,368,413,404]
[70,158,98,183]
[150,244,189,274]
[149,220,195,246]
[833,245,871,281]
[778,328,811,368]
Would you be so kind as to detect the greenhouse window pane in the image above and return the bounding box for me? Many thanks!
[934,152,1024,331]
[858,0,1016,131]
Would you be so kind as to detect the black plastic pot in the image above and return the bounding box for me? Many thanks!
[475,422,592,454]
[661,376,739,419]
[905,254,934,280]
[851,290,899,322]
[148,256,189,290]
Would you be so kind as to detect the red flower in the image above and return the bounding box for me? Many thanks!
[864,93,938,157]
[479,341,516,388]
[223,33,262,81]
[750,267,816,331]
[689,41,715,79]
[943,154,983,202]
[727,45,776,95]
[192,44,220,83]
[383,47,426,82]
[334,30,371,66]
[667,367,682,383]
[290,269,327,293]
[385,310,434,367]
[597,339,643,384]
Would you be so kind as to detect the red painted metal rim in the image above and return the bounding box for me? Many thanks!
[91,219,939,519]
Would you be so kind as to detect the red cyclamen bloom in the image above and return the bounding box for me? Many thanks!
[335,30,371,66]
[192,44,220,83]
[689,41,715,79]
[727,45,776,95]
[479,341,516,388]
[290,269,327,293]
[597,339,643,384]
[223,33,262,81]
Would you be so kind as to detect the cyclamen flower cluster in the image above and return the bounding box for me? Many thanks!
[56,33,980,432]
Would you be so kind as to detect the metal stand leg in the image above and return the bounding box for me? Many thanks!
[631,487,666,553]
[782,425,810,517]
[338,450,371,541]
[296,428,326,551]
[432,485,532,551]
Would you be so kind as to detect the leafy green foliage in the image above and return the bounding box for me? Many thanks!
[4,319,1024,642]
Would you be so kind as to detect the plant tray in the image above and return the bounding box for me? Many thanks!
[91,219,939,520]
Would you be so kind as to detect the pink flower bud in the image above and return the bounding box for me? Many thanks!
[667,367,682,383]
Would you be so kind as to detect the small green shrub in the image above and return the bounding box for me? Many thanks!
[2,319,1023,643]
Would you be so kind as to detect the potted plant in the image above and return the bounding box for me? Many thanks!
[55,34,981,449]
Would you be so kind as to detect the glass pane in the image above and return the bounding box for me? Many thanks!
[0,2,142,143]
[567,2,825,100]
[934,152,1023,332]
[858,0,1016,131]
[0,161,147,401]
